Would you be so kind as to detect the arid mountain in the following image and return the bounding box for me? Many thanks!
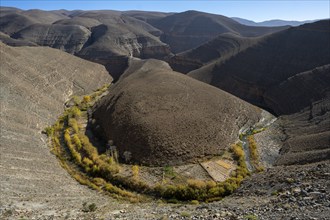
[0,7,289,80]
[187,20,330,167]
[189,20,330,115]
[150,10,288,53]
[12,23,91,53]
[123,10,174,24]
[232,17,318,27]
[277,96,330,165]
[0,7,172,80]
[1,6,329,219]
[0,42,114,217]
[168,33,261,73]
[91,59,261,166]
[0,7,69,35]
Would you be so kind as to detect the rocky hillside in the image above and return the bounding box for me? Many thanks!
[186,20,330,170]
[0,7,172,80]
[1,6,329,219]
[150,10,288,53]
[168,33,261,73]
[91,59,261,166]
[0,42,116,218]
[189,20,330,115]
[0,7,289,81]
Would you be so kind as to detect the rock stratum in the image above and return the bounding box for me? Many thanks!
[91,59,261,166]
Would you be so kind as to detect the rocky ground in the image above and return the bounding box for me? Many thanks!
[1,149,328,219]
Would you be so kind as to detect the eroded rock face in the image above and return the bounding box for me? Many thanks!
[0,42,112,215]
[91,59,261,166]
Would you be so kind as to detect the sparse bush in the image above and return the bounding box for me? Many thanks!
[82,202,97,212]
[72,96,80,105]
[164,166,175,177]
[43,126,54,137]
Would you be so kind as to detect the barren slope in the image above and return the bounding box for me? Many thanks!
[151,10,288,53]
[168,33,261,73]
[0,7,173,80]
[91,59,261,166]
[0,42,115,218]
[189,20,330,115]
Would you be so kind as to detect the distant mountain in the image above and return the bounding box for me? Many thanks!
[0,7,289,80]
[150,10,288,53]
[232,17,318,27]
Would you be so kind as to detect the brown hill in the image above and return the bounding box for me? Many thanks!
[276,96,330,165]
[1,8,172,80]
[0,42,113,216]
[189,20,330,116]
[168,33,261,73]
[12,23,91,54]
[74,13,171,79]
[91,59,261,166]
[0,8,69,35]
[0,7,290,81]
[123,10,174,24]
[150,10,288,53]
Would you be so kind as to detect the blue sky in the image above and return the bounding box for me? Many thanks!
[1,1,329,22]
